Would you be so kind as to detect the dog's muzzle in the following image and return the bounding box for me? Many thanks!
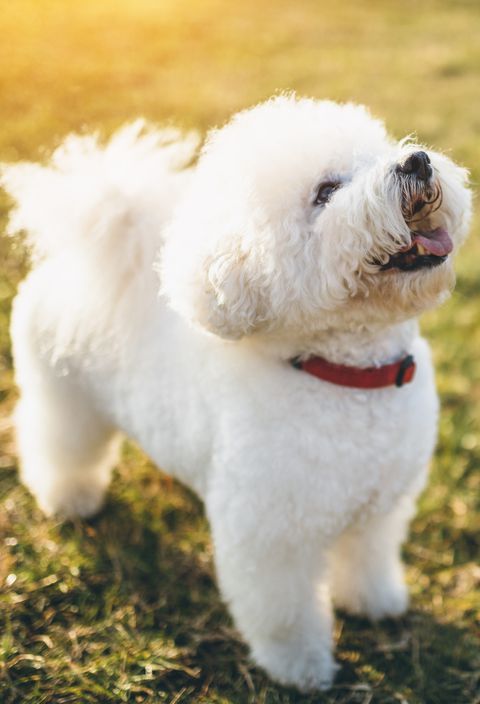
[380,152,452,272]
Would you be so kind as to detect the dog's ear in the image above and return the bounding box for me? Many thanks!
[160,230,269,340]
[201,237,268,338]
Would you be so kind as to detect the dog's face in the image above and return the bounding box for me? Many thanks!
[162,96,471,343]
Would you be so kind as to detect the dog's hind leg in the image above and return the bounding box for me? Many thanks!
[10,271,122,519]
[14,375,121,519]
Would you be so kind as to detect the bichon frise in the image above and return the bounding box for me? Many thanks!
[3,95,471,691]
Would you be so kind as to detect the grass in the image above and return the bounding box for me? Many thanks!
[0,0,479,701]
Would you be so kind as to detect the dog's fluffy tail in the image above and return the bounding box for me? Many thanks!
[2,121,198,276]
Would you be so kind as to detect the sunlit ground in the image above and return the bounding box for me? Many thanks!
[0,1,479,702]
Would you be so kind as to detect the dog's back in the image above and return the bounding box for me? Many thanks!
[3,121,197,290]
[3,121,197,360]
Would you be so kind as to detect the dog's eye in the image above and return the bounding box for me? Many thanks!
[314,181,341,206]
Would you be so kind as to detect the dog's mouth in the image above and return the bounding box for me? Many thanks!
[381,179,453,272]
[381,226,453,271]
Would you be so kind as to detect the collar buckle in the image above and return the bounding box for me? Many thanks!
[395,354,415,387]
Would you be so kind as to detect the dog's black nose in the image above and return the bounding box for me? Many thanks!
[397,151,432,181]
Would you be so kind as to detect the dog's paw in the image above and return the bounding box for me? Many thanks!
[334,574,409,620]
[24,476,106,520]
[252,637,339,692]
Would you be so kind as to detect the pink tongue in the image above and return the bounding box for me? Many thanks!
[412,227,453,257]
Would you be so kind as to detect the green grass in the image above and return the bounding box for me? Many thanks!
[1,1,479,702]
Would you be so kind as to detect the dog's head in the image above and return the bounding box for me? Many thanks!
[161,96,471,343]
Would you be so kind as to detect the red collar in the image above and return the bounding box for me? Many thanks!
[292,354,416,389]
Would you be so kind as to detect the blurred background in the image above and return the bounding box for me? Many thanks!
[0,1,479,702]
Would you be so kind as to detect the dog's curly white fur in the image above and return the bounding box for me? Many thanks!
[3,96,471,691]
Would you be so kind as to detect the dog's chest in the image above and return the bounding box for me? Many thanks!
[284,367,438,531]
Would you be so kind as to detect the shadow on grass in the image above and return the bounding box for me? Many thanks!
[1,464,478,703]
[34,486,476,704]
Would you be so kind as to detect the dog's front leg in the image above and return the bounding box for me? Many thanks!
[329,491,420,620]
[207,492,338,692]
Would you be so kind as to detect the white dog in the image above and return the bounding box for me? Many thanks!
[3,95,471,691]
